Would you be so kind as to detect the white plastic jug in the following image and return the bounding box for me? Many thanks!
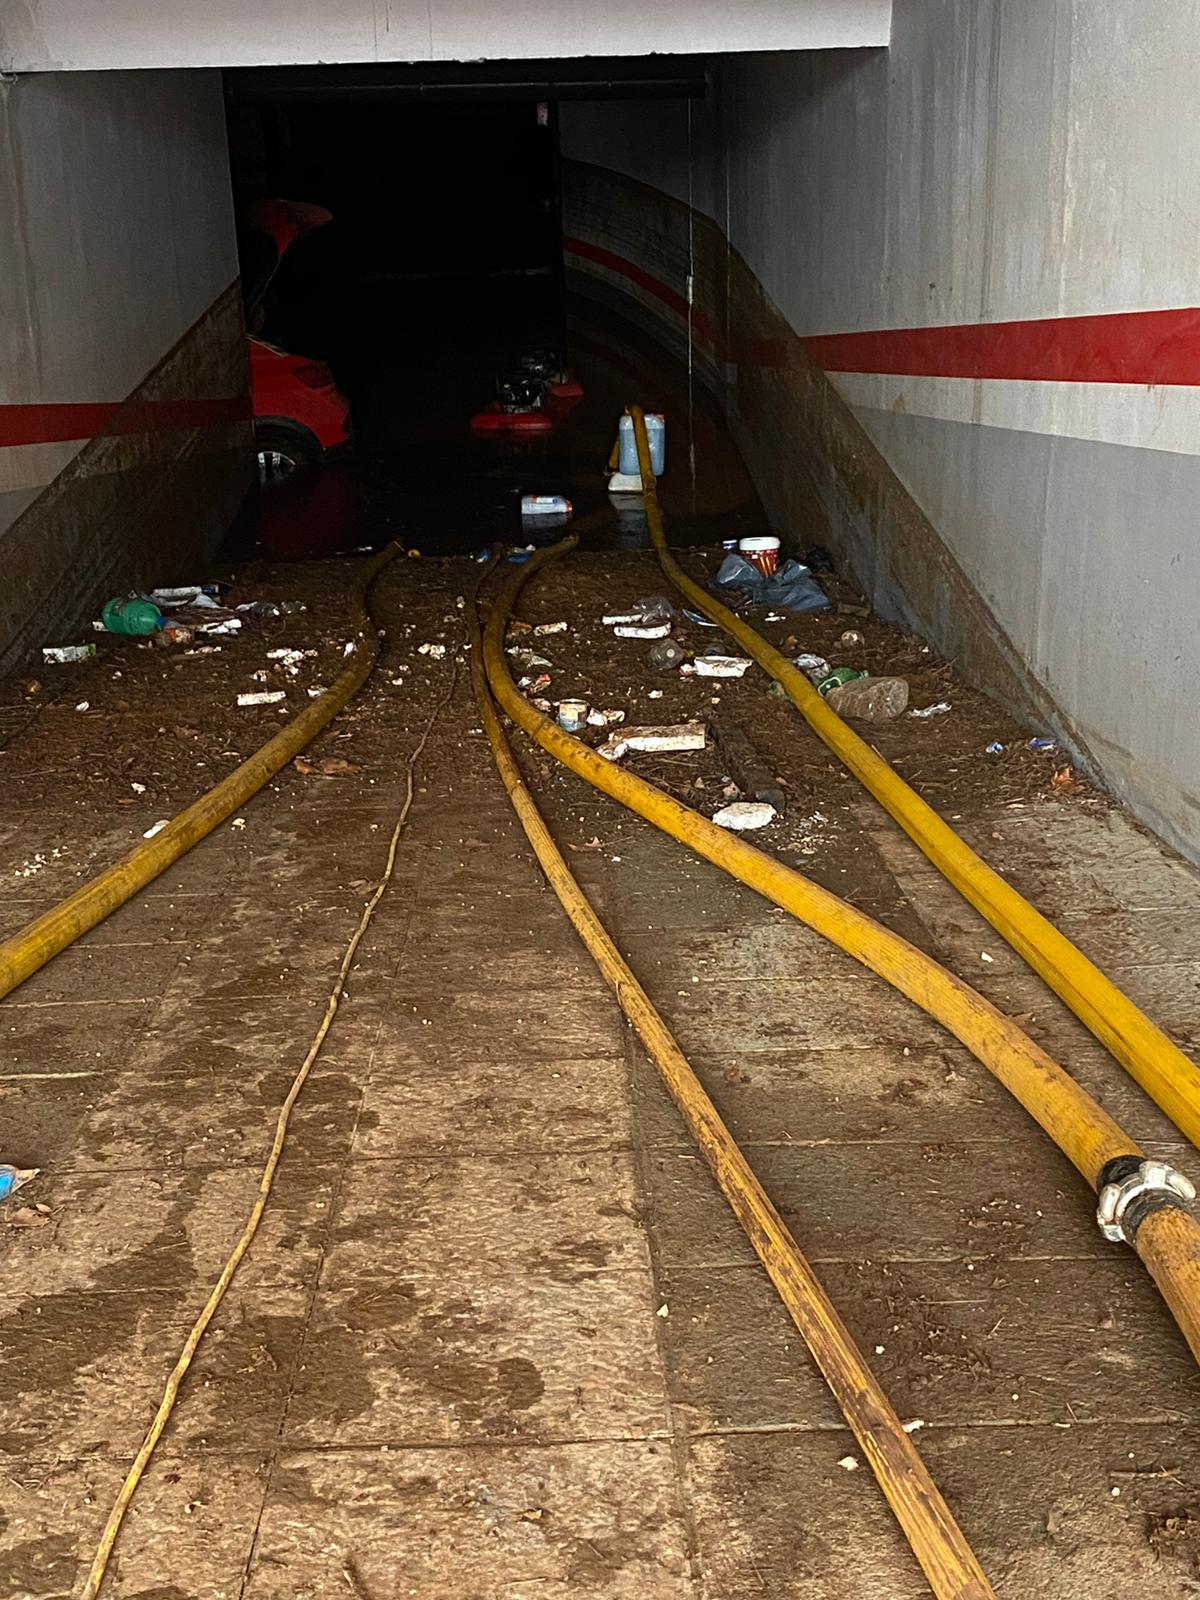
[618,413,666,477]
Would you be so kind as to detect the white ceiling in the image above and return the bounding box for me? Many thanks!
[2,0,891,72]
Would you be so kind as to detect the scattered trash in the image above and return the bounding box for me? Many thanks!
[648,689,663,699]
[236,600,307,619]
[693,654,752,679]
[0,1165,38,1200]
[294,755,363,777]
[557,699,589,733]
[1051,765,1080,791]
[614,621,672,640]
[902,1418,926,1434]
[6,1204,51,1228]
[507,648,552,671]
[633,595,676,621]
[649,638,687,671]
[75,701,90,712]
[1028,737,1060,753]
[764,611,788,623]
[793,653,832,683]
[42,644,96,665]
[307,685,328,698]
[231,817,246,830]
[474,547,492,563]
[101,595,164,636]
[816,667,866,696]
[519,673,552,696]
[154,626,194,648]
[418,643,447,659]
[520,495,573,518]
[738,535,781,576]
[714,552,830,614]
[149,584,222,605]
[130,782,146,794]
[682,607,720,628]
[825,675,910,722]
[506,620,533,637]
[532,621,568,636]
[586,708,626,728]
[267,647,317,677]
[237,690,286,706]
[985,740,1005,755]
[838,629,865,648]
[597,722,707,761]
[713,800,778,831]
[909,701,952,718]
[143,819,169,839]
[837,1456,860,1472]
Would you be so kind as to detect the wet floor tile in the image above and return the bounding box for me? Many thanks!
[686,1422,1200,1599]
[0,1162,338,1296]
[63,1056,363,1173]
[355,1053,633,1156]
[0,1285,309,1461]
[654,1253,1199,1436]
[322,1150,648,1290]
[0,1450,269,1600]
[381,983,627,1063]
[286,1268,669,1447]
[243,1441,692,1599]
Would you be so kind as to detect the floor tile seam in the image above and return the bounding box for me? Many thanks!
[622,1032,710,1597]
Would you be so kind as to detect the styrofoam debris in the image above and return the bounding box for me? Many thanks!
[597,722,707,762]
[307,685,328,698]
[533,621,568,636]
[75,701,89,712]
[902,1419,926,1434]
[143,819,169,839]
[586,708,626,727]
[908,701,952,718]
[238,690,286,706]
[418,643,447,659]
[693,655,753,678]
[712,800,777,831]
[613,621,672,639]
[837,1456,859,1472]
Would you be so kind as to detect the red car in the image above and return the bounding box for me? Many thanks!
[242,200,352,484]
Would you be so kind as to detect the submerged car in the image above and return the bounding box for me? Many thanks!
[241,199,352,484]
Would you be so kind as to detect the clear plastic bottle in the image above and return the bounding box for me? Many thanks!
[825,675,910,722]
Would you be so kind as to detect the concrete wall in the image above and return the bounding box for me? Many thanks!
[0,70,251,668]
[1,2,891,71]
[561,2,1200,860]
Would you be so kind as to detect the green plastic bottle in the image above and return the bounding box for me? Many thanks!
[101,595,164,636]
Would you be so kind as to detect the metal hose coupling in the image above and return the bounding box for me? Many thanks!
[1096,1155,1197,1245]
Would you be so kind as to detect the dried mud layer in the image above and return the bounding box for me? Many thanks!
[2,545,1200,1600]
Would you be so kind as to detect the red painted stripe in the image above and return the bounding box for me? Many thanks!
[563,235,720,348]
[0,394,249,450]
[802,306,1200,386]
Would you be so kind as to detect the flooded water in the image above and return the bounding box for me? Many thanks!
[224,284,765,563]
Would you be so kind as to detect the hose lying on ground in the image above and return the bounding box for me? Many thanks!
[627,405,1200,1154]
[484,542,1200,1367]
[468,572,994,1600]
[0,544,401,1003]
[80,663,457,1599]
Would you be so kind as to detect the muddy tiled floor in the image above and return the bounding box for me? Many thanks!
[3,555,1200,1598]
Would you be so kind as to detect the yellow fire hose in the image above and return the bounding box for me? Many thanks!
[626,406,1200,1151]
[483,544,1200,1365]
[0,543,401,1002]
[468,578,994,1600]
